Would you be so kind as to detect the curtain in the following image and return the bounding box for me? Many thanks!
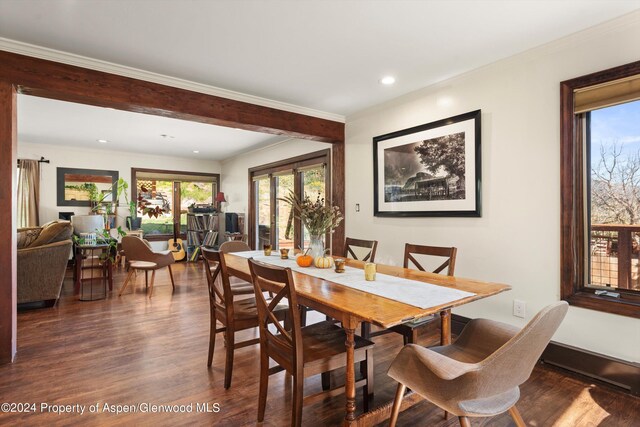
[17,159,40,228]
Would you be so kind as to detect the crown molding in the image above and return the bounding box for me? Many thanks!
[0,37,345,123]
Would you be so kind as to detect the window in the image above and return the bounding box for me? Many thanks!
[560,61,640,318]
[249,150,330,251]
[132,169,219,239]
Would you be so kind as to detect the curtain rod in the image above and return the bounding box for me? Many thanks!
[17,156,49,165]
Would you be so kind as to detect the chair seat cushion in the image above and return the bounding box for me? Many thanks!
[400,314,436,328]
[218,296,288,321]
[458,387,520,416]
[229,277,255,295]
[300,321,374,364]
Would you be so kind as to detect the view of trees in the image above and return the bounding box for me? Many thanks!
[591,142,640,225]
[414,132,466,180]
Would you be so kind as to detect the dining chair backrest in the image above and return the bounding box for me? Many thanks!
[220,240,251,253]
[248,259,303,367]
[403,243,457,276]
[344,237,378,262]
[201,247,234,320]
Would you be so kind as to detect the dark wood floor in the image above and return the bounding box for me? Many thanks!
[1,262,638,426]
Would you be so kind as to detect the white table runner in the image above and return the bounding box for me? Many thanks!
[229,251,475,309]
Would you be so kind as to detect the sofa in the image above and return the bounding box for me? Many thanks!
[17,220,73,306]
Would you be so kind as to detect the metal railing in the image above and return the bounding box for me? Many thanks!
[590,224,640,290]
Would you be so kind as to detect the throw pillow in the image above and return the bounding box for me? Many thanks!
[17,228,42,249]
[28,221,73,248]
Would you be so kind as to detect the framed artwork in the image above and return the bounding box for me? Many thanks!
[56,167,119,207]
[373,110,481,217]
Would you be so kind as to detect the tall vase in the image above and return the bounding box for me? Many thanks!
[309,234,325,261]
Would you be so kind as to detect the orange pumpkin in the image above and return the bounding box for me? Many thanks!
[296,254,313,267]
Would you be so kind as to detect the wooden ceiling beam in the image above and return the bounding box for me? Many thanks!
[0,50,345,143]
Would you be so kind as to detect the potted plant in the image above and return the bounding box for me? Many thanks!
[281,191,343,261]
[137,185,170,218]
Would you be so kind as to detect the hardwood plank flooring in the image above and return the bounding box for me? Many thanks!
[0,262,638,426]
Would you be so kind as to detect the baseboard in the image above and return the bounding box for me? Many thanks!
[451,314,639,396]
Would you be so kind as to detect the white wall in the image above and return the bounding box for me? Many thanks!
[220,138,331,226]
[345,12,640,362]
[18,142,221,228]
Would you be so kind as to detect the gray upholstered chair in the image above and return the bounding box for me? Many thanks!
[387,301,569,427]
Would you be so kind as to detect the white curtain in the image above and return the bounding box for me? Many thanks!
[17,159,40,228]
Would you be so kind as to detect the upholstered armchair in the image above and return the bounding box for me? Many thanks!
[387,302,569,427]
[121,236,175,287]
[17,220,73,306]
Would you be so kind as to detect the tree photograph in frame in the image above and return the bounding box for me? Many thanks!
[373,110,481,217]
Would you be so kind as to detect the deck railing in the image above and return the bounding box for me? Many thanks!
[590,224,640,290]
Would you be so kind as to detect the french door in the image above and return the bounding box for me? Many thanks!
[250,150,330,251]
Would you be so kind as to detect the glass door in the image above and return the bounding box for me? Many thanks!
[249,150,330,251]
[255,176,271,249]
[276,173,295,250]
[301,166,326,249]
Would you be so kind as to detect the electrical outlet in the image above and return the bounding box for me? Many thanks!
[355,203,360,212]
[513,300,526,318]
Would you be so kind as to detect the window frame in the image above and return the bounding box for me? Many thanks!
[131,167,220,241]
[560,60,640,318]
[248,149,331,251]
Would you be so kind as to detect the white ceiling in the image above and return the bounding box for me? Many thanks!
[2,0,640,159]
[18,95,284,160]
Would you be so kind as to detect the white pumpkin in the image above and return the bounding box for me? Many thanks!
[314,255,334,269]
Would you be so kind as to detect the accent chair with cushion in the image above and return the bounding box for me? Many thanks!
[119,236,176,293]
[17,220,73,306]
[387,301,569,427]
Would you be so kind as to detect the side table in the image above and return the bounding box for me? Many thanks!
[74,244,113,301]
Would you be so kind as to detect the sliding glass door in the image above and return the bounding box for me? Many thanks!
[249,150,330,251]
[132,169,219,239]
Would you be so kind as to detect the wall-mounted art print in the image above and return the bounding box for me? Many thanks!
[373,110,481,217]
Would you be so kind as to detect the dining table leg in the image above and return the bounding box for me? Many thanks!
[344,324,357,423]
[440,309,451,345]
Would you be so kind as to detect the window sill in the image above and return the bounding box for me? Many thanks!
[564,291,640,318]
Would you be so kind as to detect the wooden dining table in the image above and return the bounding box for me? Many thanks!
[224,252,511,426]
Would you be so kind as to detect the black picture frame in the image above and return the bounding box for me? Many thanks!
[56,167,119,207]
[373,110,481,217]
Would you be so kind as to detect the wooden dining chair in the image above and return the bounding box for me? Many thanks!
[248,258,375,427]
[387,302,569,427]
[361,244,457,345]
[201,248,286,389]
[344,237,378,262]
[217,240,255,296]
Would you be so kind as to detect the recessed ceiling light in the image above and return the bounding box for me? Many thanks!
[380,76,396,85]
[97,139,109,144]
[193,150,200,154]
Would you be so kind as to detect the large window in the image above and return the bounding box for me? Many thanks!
[249,150,330,251]
[561,61,640,318]
[132,169,219,239]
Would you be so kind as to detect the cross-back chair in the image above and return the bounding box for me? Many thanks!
[201,248,286,389]
[248,258,375,427]
[361,243,458,345]
[344,237,378,262]
[217,240,255,295]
